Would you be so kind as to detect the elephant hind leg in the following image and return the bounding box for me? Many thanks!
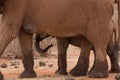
[18,29,36,78]
[89,47,108,78]
[88,30,113,78]
[70,37,92,76]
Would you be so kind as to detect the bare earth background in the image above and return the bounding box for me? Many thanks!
[0,45,117,80]
[0,4,118,80]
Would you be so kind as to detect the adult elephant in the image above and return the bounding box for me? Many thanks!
[0,0,116,79]
[35,18,119,76]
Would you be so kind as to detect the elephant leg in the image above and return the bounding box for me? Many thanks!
[106,34,116,73]
[0,71,3,80]
[0,1,26,79]
[107,29,120,73]
[107,41,120,73]
[87,10,113,77]
[113,43,120,73]
[70,37,92,76]
[18,29,36,78]
[89,43,108,78]
[55,38,69,75]
[115,40,120,73]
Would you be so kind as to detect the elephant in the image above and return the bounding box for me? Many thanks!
[35,18,119,76]
[0,0,117,79]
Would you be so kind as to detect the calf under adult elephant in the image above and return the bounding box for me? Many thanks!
[0,0,116,79]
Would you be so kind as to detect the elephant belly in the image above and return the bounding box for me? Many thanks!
[26,0,88,37]
[69,37,83,47]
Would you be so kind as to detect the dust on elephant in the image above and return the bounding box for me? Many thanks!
[0,0,116,79]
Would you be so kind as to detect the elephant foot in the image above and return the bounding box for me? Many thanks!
[19,70,37,78]
[0,71,4,80]
[88,69,108,78]
[55,69,68,75]
[70,67,87,77]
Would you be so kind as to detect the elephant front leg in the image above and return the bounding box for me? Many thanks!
[55,38,69,75]
[18,29,36,78]
[70,38,92,76]
[0,22,22,80]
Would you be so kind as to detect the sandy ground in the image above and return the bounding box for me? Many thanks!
[0,45,118,80]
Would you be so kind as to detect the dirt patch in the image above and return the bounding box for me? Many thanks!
[0,45,118,80]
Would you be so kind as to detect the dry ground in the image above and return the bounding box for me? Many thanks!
[0,45,118,80]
